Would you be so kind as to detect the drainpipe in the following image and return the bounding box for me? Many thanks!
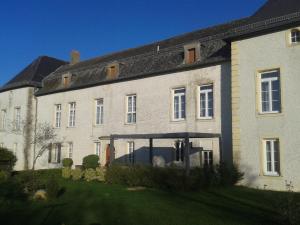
[32,90,38,170]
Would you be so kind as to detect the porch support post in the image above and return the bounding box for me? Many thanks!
[149,138,153,165]
[218,136,223,163]
[110,136,115,164]
[184,136,190,176]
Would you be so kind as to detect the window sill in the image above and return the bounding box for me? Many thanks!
[257,112,283,118]
[94,124,104,127]
[124,122,136,126]
[197,117,214,121]
[66,126,76,129]
[261,173,281,178]
[171,119,186,123]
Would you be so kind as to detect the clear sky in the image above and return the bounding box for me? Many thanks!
[0,0,266,86]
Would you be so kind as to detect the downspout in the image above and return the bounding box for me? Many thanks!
[32,89,38,170]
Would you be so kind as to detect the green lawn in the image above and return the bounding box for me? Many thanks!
[0,179,296,225]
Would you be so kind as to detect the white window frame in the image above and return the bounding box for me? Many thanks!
[51,143,61,163]
[1,109,6,130]
[259,70,281,114]
[198,84,213,119]
[68,102,76,127]
[14,107,21,130]
[54,104,62,128]
[291,29,300,44]
[202,150,213,167]
[126,95,136,124]
[172,88,186,121]
[127,141,134,163]
[95,99,104,125]
[95,142,101,158]
[263,139,280,176]
[68,142,73,158]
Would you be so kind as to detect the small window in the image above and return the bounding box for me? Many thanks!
[1,109,6,130]
[188,48,196,64]
[127,142,134,164]
[54,104,62,128]
[14,107,21,130]
[107,64,119,79]
[202,150,213,167]
[174,140,184,162]
[199,84,213,119]
[63,76,70,87]
[95,142,101,158]
[68,142,73,158]
[68,102,76,127]
[126,95,136,124]
[173,88,186,120]
[95,99,104,125]
[291,29,300,44]
[263,139,280,176]
[259,70,281,113]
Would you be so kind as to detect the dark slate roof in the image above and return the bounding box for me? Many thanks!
[0,56,67,93]
[36,0,300,96]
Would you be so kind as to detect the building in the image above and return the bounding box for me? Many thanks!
[0,0,300,191]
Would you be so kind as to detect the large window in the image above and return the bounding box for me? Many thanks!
[259,70,281,113]
[68,102,76,127]
[49,143,61,163]
[54,104,62,128]
[126,95,136,124]
[1,109,6,130]
[127,141,134,164]
[95,142,101,157]
[199,84,213,119]
[291,29,300,44]
[173,88,186,120]
[14,107,21,130]
[263,139,280,176]
[95,99,104,125]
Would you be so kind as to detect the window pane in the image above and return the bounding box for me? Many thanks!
[208,92,213,117]
[174,89,185,94]
[174,96,179,119]
[181,95,186,118]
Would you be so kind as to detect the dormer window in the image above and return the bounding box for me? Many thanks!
[106,63,119,79]
[62,73,72,88]
[184,43,200,64]
[291,29,300,44]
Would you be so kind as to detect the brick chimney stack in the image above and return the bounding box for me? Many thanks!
[70,50,80,65]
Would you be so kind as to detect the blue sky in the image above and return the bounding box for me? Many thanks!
[0,0,266,85]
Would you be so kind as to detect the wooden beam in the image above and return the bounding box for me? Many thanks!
[149,138,153,165]
[184,137,190,176]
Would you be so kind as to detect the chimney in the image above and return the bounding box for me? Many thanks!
[70,50,80,65]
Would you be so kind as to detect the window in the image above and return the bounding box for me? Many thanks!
[127,142,134,164]
[95,142,101,157]
[68,142,73,158]
[202,150,213,167]
[187,48,196,64]
[259,70,281,113]
[126,95,136,124]
[199,84,213,118]
[13,143,18,155]
[1,109,6,130]
[263,139,280,176]
[63,76,70,87]
[68,102,76,127]
[49,143,61,163]
[174,141,184,162]
[173,88,186,120]
[107,64,119,79]
[54,104,62,128]
[291,29,300,44]
[14,107,21,130]
[95,99,104,125]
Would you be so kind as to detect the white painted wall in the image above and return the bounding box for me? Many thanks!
[35,63,231,169]
[235,28,300,191]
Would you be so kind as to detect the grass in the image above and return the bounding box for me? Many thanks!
[0,178,298,225]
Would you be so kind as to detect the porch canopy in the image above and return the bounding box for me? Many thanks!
[100,132,222,175]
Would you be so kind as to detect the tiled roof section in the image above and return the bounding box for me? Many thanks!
[0,56,67,92]
[36,19,248,96]
[250,0,300,22]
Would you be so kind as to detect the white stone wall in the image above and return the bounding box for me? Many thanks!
[35,63,231,169]
[235,28,300,191]
[0,87,35,170]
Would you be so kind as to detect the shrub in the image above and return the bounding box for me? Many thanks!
[0,170,9,183]
[62,167,72,179]
[84,168,97,182]
[0,179,27,202]
[217,163,244,186]
[275,192,300,225]
[0,147,17,172]
[71,168,83,181]
[62,158,73,168]
[82,155,99,169]
[46,176,61,199]
[96,167,106,182]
